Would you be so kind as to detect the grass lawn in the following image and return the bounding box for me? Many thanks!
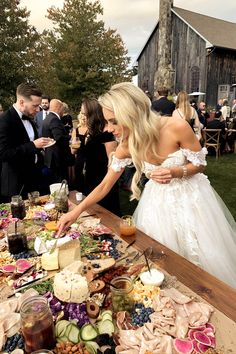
[205,153,236,219]
[120,153,236,220]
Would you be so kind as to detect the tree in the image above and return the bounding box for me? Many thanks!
[47,0,132,109]
[27,30,60,98]
[0,0,40,108]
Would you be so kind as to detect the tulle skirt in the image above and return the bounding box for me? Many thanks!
[133,173,236,288]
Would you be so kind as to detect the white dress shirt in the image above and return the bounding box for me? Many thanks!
[13,104,35,141]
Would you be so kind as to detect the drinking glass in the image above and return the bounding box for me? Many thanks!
[120,215,136,236]
[28,191,40,207]
[70,137,81,149]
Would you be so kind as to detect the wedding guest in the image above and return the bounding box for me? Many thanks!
[42,99,74,184]
[0,83,52,201]
[172,91,202,141]
[72,98,120,215]
[34,95,50,137]
[151,87,175,116]
[61,102,73,135]
[221,100,231,122]
[197,101,209,127]
[58,82,236,288]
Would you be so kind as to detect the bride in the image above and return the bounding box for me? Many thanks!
[57,82,236,288]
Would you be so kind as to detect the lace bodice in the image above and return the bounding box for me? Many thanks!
[110,148,207,175]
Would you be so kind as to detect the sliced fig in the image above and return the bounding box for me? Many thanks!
[86,301,100,319]
[193,331,211,346]
[173,338,194,354]
[0,264,16,273]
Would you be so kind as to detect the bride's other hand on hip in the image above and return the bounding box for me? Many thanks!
[150,168,173,184]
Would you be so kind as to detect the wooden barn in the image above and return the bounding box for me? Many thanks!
[137,0,236,107]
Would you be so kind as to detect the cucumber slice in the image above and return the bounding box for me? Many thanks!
[57,335,68,343]
[65,323,73,339]
[97,319,115,336]
[55,320,70,337]
[101,310,113,317]
[85,341,100,354]
[68,324,80,344]
[80,324,98,341]
[101,313,113,322]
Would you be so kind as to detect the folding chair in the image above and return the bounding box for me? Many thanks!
[202,129,221,160]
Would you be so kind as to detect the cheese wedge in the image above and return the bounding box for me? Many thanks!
[41,249,59,270]
[58,239,81,269]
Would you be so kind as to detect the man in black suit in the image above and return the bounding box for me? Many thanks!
[34,95,50,137]
[151,87,175,116]
[0,83,53,201]
[42,99,74,185]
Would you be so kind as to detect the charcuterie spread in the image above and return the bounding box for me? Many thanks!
[0,195,233,354]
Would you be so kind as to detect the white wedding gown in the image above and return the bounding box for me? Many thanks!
[112,148,236,288]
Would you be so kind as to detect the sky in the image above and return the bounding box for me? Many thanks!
[20,0,236,65]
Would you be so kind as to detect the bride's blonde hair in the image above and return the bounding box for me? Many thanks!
[98,82,161,200]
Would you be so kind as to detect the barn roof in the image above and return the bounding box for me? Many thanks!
[173,7,236,51]
[136,7,236,61]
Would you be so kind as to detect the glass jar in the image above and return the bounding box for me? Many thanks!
[20,296,55,353]
[54,189,68,213]
[7,221,27,255]
[110,276,134,313]
[10,195,26,219]
[28,191,40,207]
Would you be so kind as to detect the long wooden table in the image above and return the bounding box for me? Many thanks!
[69,192,236,324]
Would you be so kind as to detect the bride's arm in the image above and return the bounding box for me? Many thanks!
[57,144,131,234]
[57,168,124,234]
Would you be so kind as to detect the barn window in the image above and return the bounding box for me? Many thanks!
[190,66,200,92]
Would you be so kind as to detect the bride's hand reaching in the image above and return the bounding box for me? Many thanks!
[56,210,79,236]
[150,168,172,184]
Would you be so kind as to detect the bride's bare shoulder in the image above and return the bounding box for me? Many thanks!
[114,142,131,159]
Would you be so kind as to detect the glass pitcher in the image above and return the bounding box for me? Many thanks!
[54,180,69,213]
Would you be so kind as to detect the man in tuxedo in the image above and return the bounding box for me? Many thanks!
[151,87,175,116]
[0,83,53,201]
[42,99,74,184]
[34,95,50,137]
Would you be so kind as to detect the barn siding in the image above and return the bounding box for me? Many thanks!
[172,15,206,95]
[206,49,236,106]
[138,28,159,94]
[137,14,236,106]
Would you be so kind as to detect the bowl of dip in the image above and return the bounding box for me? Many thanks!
[140,268,165,286]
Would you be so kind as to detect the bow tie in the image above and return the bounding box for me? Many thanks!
[22,115,32,121]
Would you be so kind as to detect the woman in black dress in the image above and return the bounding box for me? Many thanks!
[73,98,120,215]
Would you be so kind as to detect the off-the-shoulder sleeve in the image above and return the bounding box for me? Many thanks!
[110,154,133,172]
[181,147,208,166]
